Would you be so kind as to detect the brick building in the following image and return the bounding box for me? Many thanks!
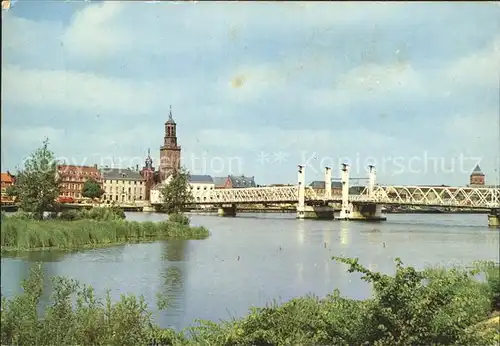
[309,180,342,194]
[57,165,103,201]
[213,175,256,189]
[159,106,181,181]
[140,149,156,200]
[308,180,365,195]
[1,172,15,203]
[469,164,485,186]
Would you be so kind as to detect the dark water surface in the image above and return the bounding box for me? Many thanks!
[1,212,498,329]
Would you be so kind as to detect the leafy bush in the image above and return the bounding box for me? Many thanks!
[78,206,126,221]
[168,213,190,225]
[58,209,81,221]
[2,211,34,220]
[1,258,498,346]
[474,260,500,311]
[332,257,495,345]
[1,265,155,346]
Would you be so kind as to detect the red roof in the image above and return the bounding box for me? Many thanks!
[57,165,100,173]
[1,172,14,184]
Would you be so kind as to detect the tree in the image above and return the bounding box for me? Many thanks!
[158,167,193,214]
[13,138,60,220]
[5,185,18,198]
[82,178,104,199]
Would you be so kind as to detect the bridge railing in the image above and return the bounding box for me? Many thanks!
[356,185,500,208]
[152,183,500,209]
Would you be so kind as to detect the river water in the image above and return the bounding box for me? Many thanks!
[1,212,499,330]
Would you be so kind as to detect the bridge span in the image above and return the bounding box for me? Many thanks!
[150,164,500,227]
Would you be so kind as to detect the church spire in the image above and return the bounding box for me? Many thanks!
[166,105,175,124]
[145,148,153,169]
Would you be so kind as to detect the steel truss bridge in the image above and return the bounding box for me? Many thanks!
[150,164,500,210]
[182,185,499,209]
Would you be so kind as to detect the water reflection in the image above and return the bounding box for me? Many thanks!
[0,258,58,304]
[2,250,69,262]
[162,240,188,262]
[160,240,188,330]
[296,220,305,245]
[339,221,349,246]
[322,226,332,247]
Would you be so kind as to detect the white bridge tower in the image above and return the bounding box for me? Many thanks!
[339,163,351,220]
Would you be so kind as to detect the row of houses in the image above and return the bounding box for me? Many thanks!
[0,164,258,205]
[188,175,256,190]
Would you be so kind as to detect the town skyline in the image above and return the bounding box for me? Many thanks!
[2,2,499,186]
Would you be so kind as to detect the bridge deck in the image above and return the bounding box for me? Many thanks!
[150,185,500,209]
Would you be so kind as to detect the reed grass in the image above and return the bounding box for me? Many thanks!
[0,216,210,252]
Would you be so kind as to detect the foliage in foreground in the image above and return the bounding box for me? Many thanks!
[1,258,498,346]
[7,138,60,220]
[0,212,209,251]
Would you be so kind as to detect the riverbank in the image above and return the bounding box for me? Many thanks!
[1,258,498,345]
[0,210,210,252]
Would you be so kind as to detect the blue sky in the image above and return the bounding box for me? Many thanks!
[2,1,499,186]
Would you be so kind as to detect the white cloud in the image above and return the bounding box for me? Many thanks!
[308,61,426,111]
[58,2,408,63]
[1,64,188,116]
[61,2,127,59]
[194,127,395,153]
[1,13,64,67]
[444,36,500,88]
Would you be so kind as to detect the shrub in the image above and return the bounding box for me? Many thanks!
[168,213,190,225]
[473,260,500,311]
[0,265,155,346]
[77,206,125,221]
[58,209,81,221]
[3,211,34,220]
[1,258,497,346]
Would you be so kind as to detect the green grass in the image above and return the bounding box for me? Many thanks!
[0,211,210,252]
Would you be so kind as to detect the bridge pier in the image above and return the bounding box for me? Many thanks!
[296,166,335,220]
[346,203,387,221]
[338,165,386,222]
[218,204,237,217]
[488,209,499,228]
[300,205,335,220]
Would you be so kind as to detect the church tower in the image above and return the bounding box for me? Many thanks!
[140,149,156,200]
[159,106,181,181]
[469,164,485,186]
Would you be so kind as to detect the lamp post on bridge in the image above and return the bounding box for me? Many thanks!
[368,165,376,198]
[297,165,305,219]
[339,163,350,220]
